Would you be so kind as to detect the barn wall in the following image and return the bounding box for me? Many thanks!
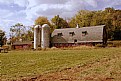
[12,44,32,50]
[52,42,103,48]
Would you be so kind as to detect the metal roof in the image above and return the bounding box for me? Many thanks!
[51,25,105,43]
[12,41,33,45]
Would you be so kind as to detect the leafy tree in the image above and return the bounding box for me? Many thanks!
[69,10,93,27]
[24,26,34,41]
[9,23,33,42]
[35,16,50,26]
[51,15,69,29]
[10,23,26,42]
[69,7,121,40]
[68,17,77,28]
[35,16,55,33]
[113,29,121,40]
[0,30,6,47]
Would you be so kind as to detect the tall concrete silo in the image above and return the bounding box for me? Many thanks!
[34,25,41,49]
[41,24,50,48]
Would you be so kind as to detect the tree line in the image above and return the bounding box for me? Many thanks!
[69,7,121,40]
[9,7,121,43]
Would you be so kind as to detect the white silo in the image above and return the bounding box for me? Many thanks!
[41,24,50,48]
[34,25,41,49]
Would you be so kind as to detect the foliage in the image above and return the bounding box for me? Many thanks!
[35,16,55,33]
[51,15,69,29]
[9,23,33,43]
[35,16,50,26]
[0,30,6,46]
[69,8,121,40]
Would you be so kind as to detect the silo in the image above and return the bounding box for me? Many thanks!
[41,24,50,48]
[34,25,41,49]
[38,25,41,47]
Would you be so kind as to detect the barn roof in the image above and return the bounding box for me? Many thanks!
[51,25,105,43]
[12,41,33,45]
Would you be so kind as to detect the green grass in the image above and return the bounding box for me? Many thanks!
[1,47,121,80]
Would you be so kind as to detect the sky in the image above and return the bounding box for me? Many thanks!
[0,0,121,37]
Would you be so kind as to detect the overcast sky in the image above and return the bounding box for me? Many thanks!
[0,0,121,37]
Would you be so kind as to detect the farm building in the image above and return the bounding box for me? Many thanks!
[12,41,33,50]
[10,25,108,50]
[33,24,107,49]
[51,25,107,47]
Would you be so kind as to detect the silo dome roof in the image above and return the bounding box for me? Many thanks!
[42,24,50,28]
[34,25,41,28]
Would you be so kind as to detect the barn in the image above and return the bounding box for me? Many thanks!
[12,41,33,50]
[51,25,107,48]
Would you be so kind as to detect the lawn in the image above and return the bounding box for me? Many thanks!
[1,47,121,80]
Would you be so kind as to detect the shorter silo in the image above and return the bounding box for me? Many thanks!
[34,25,41,49]
[41,24,50,48]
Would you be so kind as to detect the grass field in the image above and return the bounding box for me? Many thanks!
[1,47,121,81]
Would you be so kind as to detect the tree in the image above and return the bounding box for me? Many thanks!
[10,23,26,36]
[113,29,121,40]
[0,30,6,47]
[10,23,25,42]
[35,16,50,26]
[68,17,77,28]
[69,7,121,40]
[51,15,69,29]
[9,23,31,42]
[24,26,34,41]
[69,10,94,27]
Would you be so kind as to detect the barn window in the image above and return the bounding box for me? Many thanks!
[57,33,63,36]
[82,31,88,36]
[69,32,75,36]
[74,39,77,43]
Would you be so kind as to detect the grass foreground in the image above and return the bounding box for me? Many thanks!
[1,47,121,81]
